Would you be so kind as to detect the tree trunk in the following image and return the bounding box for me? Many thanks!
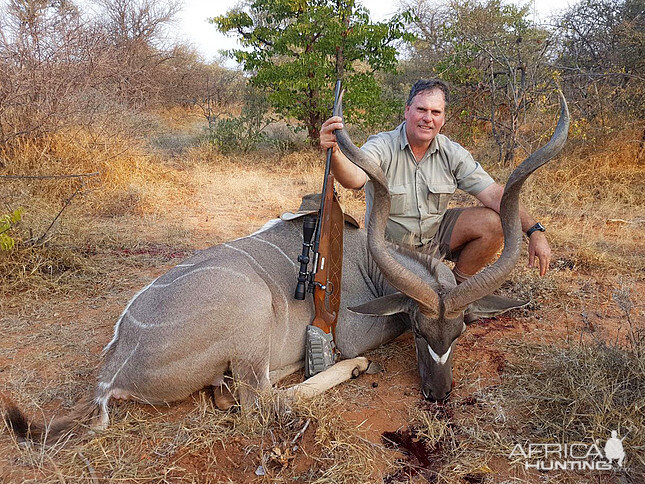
[308,121,321,148]
[306,70,321,146]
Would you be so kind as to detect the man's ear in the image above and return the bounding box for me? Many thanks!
[348,292,412,316]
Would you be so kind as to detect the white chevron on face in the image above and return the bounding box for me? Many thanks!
[427,344,451,365]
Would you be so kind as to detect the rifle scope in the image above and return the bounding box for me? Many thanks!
[294,216,316,300]
[294,79,342,301]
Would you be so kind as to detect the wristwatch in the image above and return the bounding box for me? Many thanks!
[526,222,545,238]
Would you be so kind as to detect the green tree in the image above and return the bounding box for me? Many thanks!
[212,0,412,143]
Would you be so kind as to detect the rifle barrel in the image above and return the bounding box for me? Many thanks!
[313,79,343,257]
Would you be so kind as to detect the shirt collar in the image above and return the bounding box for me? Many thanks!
[400,122,441,156]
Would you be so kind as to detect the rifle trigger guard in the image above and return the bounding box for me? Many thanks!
[312,281,333,294]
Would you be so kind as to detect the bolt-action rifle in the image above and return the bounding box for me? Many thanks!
[294,80,345,377]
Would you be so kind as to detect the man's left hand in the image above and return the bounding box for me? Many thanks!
[528,232,551,276]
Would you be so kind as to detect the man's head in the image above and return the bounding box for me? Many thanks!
[406,79,450,109]
[404,79,450,149]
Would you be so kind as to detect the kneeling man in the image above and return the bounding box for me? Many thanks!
[320,79,551,282]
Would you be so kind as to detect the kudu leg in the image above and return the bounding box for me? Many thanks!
[281,357,370,400]
[231,358,272,409]
[207,358,372,411]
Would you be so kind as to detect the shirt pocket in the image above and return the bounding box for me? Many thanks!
[427,183,456,215]
[389,184,408,215]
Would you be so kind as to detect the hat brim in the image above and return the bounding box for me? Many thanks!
[280,210,360,228]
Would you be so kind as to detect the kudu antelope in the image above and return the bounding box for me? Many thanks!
[1,94,569,443]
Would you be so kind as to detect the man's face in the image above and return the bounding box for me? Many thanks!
[404,89,446,147]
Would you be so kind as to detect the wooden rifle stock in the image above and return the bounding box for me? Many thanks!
[311,79,344,339]
[311,174,344,337]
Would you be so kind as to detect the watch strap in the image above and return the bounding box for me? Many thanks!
[526,223,545,238]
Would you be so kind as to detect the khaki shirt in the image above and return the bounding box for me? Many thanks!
[362,122,495,246]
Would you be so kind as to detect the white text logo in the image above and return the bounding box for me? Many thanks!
[509,431,626,471]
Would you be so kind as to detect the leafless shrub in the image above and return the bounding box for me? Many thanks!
[0,0,234,155]
[0,0,107,145]
[192,62,244,128]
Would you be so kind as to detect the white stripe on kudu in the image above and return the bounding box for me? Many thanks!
[251,235,297,268]
[427,344,452,365]
[151,266,251,288]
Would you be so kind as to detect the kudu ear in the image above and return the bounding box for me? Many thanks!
[348,292,413,316]
[466,294,529,324]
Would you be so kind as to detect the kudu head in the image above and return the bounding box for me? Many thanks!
[335,91,570,400]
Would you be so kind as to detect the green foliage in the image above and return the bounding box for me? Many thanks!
[212,0,414,143]
[432,0,541,82]
[206,85,273,154]
[0,208,23,251]
[207,116,267,154]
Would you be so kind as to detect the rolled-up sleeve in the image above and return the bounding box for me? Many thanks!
[452,148,495,196]
[360,134,390,171]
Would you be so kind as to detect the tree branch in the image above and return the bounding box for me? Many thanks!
[34,181,85,245]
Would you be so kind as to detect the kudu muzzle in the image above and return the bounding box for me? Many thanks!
[415,336,455,401]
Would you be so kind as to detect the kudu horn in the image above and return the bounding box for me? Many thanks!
[442,92,569,315]
[334,93,441,311]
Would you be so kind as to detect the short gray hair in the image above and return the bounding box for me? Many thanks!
[406,80,450,109]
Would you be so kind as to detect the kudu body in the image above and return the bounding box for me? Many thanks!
[2,94,569,442]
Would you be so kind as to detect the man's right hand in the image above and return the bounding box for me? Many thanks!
[320,116,344,152]
[319,116,367,189]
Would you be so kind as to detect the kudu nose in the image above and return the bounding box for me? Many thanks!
[422,387,452,402]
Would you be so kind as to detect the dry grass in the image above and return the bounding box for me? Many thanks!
[501,338,642,437]
[484,335,644,482]
[484,126,645,276]
[0,388,394,483]
[0,244,95,299]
